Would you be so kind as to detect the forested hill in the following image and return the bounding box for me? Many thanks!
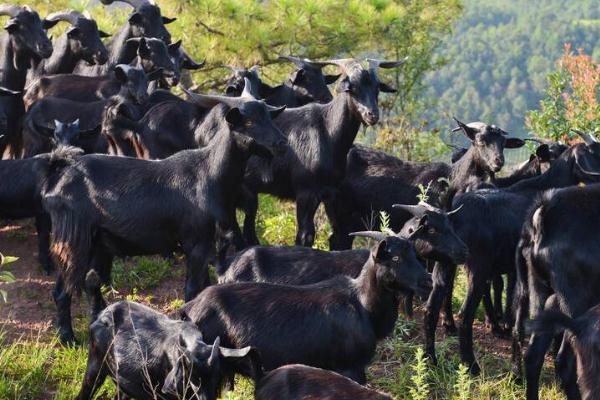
[425,0,599,136]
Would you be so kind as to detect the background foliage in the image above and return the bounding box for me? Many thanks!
[424,0,599,137]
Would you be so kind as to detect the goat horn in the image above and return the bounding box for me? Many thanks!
[447,204,464,216]
[45,10,86,26]
[278,55,335,70]
[0,4,21,17]
[349,231,388,242]
[315,58,362,75]
[523,138,544,144]
[392,203,427,218]
[241,77,258,100]
[572,129,598,146]
[181,87,246,109]
[100,0,149,9]
[367,57,408,73]
[444,142,466,151]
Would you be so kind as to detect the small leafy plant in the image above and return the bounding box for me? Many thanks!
[0,253,17,303]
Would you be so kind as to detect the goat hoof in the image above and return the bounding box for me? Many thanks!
[443,324,458,336]
[467,360,481,376]
[58,332,78,347]
[492,327,511,340]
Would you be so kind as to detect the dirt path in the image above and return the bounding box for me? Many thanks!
[0,220,185,344]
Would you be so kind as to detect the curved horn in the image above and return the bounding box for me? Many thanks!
[446,204,464,216]
[0,4,21,17]
[367,57,408,73]
[223,65,247,73]
[181,87,244,109]
[392,203,427,218]
[241,77,258,100]
[100,0,148,9]
[572,129,597,146]
[349,231,388,242]
[315,58,361,75]
[278,55,336,70]
[45,10,85,26]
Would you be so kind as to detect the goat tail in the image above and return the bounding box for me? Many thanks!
[527,310,578,337]
[85,269,107,323]
[49,203,93,295]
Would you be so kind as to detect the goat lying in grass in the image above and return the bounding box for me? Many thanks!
[76,270,262,400]
[180,233,431,384]
[255,364,392,400]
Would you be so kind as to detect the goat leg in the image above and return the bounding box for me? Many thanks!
[240,188,260,246]
[34,213,54,275]
[458,270,486,375]
[441,264,457,335]
[184,242,212,301]
[53,274,77,345]
[424,262,454,364]
[76,341,109,400]
[555,334,581,400]
[295,191,320,247]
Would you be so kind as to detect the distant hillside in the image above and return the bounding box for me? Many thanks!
[425,0,599,136]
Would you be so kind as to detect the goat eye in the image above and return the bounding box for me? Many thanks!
[392,256,399,262]
[428,228,436,235]
[244,120,253,128]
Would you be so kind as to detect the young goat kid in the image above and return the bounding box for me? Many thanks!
[76,271,262,400]
[179,233,432,384]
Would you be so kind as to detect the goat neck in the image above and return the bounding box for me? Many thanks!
[0,33,29,89]
[355,255,400,339]
[323,92,363,166]
[507,156,580,194]
[448,146,493,203]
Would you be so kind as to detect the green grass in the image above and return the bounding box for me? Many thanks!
[0,195,568,399]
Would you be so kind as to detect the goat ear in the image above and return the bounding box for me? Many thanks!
[181,55,205,71]
[43,19,59,30]
[290,68,305,85]
[535,144,551,162]
[505,138,526,149]
[163,16,177,25]
[337,77,351,93]
[162,362,183,396]
[453,118,477,141]
[225,108,244,127]
[98,30,111,38]
[379,82,397,93]
[324,73,341,85]
[268,106,286,120]
[128,12,143,26]
[4,19,19,33]
[219,346,264,381]
[168,40,182,54]
[374,239,389,261]
[66,27,81,39]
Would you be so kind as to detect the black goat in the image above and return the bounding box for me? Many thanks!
[23,65,160,156]
[76,270,262,400]
[149,39,204,91]
[0,87,20,139]
[0,145,83,274]
[27,10,109,85]
[0,4,53,158]
[265,56,340,106]
[255,364,391,400]
[219,202,467,286]
[326,120,526,249]
[426,131,600,376]
[24,36,177,108]
[74,0,174,76]
[44,90,286,344]
[242,58,406,247]
[529,304,600,400]
[179,233,431,384]
[512,138,600,399]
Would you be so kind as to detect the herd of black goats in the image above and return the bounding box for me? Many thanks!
[1,1,600,399]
